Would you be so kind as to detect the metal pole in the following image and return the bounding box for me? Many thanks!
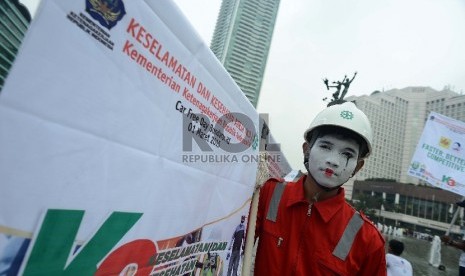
[447,205,461,235]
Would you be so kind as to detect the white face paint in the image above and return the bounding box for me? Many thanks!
[307,134,360,188]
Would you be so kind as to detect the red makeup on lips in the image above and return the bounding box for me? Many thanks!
[324,168,334,177]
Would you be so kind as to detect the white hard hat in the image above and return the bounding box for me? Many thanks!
[303,102,373,157]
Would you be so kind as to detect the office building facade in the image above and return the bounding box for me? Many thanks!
[353,180,462,235]
[346,87,465,184]
[0,0,31,91]
[210,0,280,107]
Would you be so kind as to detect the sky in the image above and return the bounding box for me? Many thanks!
[21,0,465,171]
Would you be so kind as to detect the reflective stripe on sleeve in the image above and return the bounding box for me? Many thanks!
[266,183,286,222]
[332,212,364,260]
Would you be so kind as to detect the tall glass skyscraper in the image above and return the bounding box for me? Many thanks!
[0,0,31,91]
[210,0,280,107]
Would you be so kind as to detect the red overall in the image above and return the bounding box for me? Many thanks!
[254,176,386,275]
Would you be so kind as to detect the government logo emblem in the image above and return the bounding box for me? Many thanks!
[439,136,451,149]
[86,0,126,30]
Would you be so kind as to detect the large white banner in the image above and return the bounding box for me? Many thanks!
[0,0,289,274]
[408,112,465,196]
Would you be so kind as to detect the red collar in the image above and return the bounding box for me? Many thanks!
[285,175,346,223]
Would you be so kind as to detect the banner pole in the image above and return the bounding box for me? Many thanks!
[242,152,269,276]
[446,199,464,235]
[242,187,260,276]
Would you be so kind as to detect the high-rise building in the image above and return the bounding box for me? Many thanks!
[0,0,31,91]
[210,0,280,107]
[346,87,465,184]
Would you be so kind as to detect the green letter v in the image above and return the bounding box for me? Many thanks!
[23,209,142,275]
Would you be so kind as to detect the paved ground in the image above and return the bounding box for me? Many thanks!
[386,235,459,276]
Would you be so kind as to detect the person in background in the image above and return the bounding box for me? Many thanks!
[386,239,413,276]
[441,199,465,276]
[441,234,465,276]
[253,102,386,275]
[227,215,246,276]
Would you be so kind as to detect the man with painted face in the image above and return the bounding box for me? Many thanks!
[253,102,386,275]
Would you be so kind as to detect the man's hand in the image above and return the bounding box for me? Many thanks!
[440,235,452,244]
